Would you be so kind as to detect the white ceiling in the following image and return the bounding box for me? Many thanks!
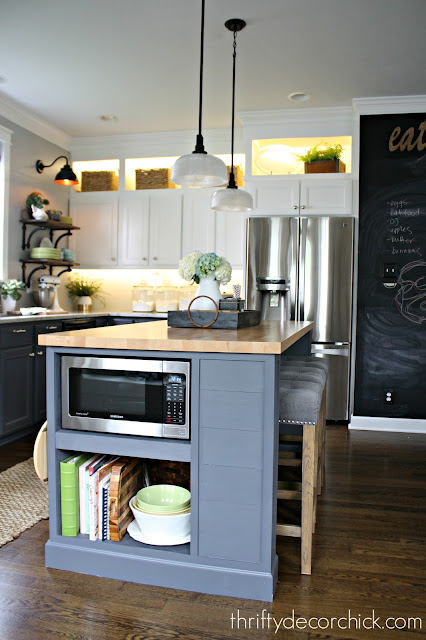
[1,0,425,138]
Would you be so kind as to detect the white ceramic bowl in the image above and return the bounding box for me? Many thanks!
[136,484,191,513]
[129,496,191,540]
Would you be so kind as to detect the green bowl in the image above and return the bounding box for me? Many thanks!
[136,484,191,513]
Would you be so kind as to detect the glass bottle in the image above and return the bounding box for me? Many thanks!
[132,282,155,312]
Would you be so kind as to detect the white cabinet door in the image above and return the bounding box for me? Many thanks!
[181,189,216,256]
[69,193,119,267]
[119,192,150,266]
[300,179,352,215]
[215,211,246,269]
[149,191,183,267]
[254,180,299,214]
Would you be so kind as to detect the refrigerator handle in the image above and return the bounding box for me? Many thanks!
[290,217,299,320]
[299,217,307,321]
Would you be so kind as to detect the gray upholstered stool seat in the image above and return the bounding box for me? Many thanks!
[279,366,327,389]
[279,379,323,425]
[280,355,329,373]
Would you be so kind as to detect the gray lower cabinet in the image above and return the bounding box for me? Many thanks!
[0,344,34,436]
[0,320,64,444]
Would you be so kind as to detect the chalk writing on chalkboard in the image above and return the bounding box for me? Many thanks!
[394,260,426,325]
[387,199,422,257]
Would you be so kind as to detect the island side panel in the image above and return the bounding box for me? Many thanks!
[197,355,279,573]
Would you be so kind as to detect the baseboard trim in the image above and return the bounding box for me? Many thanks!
[349,415,426,434]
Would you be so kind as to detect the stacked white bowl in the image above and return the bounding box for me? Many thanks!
[129,484,191,542]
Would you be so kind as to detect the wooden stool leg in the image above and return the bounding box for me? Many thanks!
[301,423,316,575]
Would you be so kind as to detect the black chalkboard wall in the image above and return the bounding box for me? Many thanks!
[354,113,426,419]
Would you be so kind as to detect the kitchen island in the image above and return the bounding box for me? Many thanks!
[40,319,313,601]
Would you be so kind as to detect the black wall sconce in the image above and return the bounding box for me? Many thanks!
[35,156,78,186]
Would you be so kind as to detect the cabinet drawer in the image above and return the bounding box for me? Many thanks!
[34,321,63,338]
[0,324,33,348]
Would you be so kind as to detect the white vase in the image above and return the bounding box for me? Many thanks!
[191,274,221,311]
[77,296,92,313]
[1,295,17,313]
[31,205,49,221]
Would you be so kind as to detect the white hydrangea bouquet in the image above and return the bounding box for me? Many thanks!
[178,251,232,285]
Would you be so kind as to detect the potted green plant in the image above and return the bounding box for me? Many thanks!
[65,275,105,312]
[1,279,26,313]
[26,192,50,220]
[296,142,346,174]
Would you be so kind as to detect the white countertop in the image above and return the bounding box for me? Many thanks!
[0,311,167,324]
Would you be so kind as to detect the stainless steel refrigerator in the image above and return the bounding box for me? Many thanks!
[246,216,354,421]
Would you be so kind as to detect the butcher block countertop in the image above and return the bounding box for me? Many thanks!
[38,319,314,355]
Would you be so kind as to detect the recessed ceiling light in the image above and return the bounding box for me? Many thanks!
[288,92,311,103]
[98,115,118,122]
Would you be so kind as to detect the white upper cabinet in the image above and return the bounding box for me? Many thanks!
[69,192,119,267]
[215,211,246,270]
[255,180,299,214]
[119,191,150,266]
[71,190,183,268]
[299,179,352,215]
[181,189,216,257]
[148,190,183,267]
[253,177,352,216]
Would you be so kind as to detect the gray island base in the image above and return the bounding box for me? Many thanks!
[41,320,313,601]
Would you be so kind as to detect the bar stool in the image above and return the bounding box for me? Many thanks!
[277,365,327,574]
[279,357,328,493]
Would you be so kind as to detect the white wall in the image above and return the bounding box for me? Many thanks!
[0,113,70,306]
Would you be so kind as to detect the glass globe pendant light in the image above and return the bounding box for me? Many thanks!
[211,18,253,212]
[171,0,227,188]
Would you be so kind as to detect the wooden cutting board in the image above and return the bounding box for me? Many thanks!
[108,458,145,541]
[33,421,48,482]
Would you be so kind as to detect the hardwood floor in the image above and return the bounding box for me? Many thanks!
[0,426,425,640]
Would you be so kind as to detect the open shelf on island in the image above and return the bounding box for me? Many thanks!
[55,429,191,462]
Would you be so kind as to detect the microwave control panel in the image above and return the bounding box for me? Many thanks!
[164,374,186,425]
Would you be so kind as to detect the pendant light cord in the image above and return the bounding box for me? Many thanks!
[194,0,206,154]
[228,28,238,189]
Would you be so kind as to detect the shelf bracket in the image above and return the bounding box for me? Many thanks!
[56,266,73,278]
[53,230,72,248]
[21,223,49,250]
[23,264,47,288]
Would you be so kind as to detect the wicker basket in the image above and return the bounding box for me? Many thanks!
[226,165,244,187]
[81,171,118,192]
[135,168,175,190]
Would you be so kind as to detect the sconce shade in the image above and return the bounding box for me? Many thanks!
[211,184,253,211]
[171,150,228,187]
[54,163,78,185]
[36,156,78,186]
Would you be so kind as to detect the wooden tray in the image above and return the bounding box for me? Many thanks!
[108,458,145,541]
[168,309,260,329]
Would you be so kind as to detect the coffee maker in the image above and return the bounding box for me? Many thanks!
[256,276,290,322]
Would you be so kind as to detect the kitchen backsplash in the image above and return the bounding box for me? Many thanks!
[57,269,244,312]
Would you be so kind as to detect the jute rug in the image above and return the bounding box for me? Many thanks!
[0,458,49,547]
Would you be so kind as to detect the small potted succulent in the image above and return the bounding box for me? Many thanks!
[65,274,105,312]
[296,142,345,174]
[26,192,50,220]
[1,279,26,313]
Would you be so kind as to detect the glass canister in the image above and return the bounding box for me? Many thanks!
[132,282,155,312]
[155,284,178,312]
[178,285,197,310]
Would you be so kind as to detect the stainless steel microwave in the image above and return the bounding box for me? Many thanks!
[61,356,190,439]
